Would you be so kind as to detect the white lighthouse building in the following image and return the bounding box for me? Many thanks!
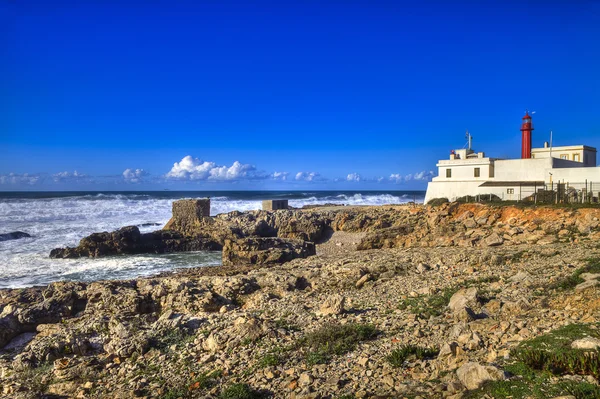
[424,113,599,204]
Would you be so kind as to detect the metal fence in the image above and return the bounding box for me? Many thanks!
[469,181,600,204]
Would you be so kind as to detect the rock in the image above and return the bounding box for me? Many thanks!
[575,280,600,291]
[355,273,372,289]
[485,232,504,247]
[416,263,431,273]
[0,231,31,241]
[571,337,600,350]
[202,333,220,352]
[454,307,477,322]
[222,237,316,266]
[580,273,600,281]
[318,295,345,316]
[298,373,313,386]
[456,362,506,390]
[448,288,479,312]
[356,225,414,250]
[50,226,220,258]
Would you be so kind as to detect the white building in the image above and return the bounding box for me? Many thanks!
[424,117,600,204]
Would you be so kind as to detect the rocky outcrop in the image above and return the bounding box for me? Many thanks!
[50,226,220,258]
[0,231,31,241]
[222,237,316,266]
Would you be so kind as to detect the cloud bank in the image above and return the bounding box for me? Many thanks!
[166,156,264,181]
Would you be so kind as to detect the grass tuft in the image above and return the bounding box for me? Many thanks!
[299,323,377,365]
[387,345,439,368]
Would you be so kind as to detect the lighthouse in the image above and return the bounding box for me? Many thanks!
[520,111,534,159]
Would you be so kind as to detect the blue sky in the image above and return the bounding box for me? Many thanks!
[1,0,599,190]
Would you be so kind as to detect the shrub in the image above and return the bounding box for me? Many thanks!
[387,345,439,368]
[427,197,449,206]
[219,384,263,399]
[397,287,458,317]
[512,323,600,379]
[299,323,377,365]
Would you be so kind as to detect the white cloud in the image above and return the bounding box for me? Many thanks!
[123,168,149,183]
[346,173,361,182]
[412,170,434,181]
[272,171,289,181]
[166,156,263,181]
[0,173,42,185]
[389,170,434,184]
[52,170,88,183]
[389,173,404,183]
[295,171,320,181]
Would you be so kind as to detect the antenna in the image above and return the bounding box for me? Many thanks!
[465,130,472,151]
[549,130,553,158]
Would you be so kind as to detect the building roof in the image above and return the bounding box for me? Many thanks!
[479,181,544,187]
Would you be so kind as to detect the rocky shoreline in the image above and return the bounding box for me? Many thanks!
[2,203,600,398]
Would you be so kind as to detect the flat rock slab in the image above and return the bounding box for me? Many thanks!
[575,279,600,291]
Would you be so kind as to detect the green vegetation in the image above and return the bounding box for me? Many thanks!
[467,324,600,398]
[258,352,281,368]
[512,323,600,378]
[549,257,600,290]
[464,361,600,399]
[150,328,195,352]
[299,323,378,365]
[427,197,449,206]
[455,194,503,203]
[397,287,459,317]
[386,345,439,368]
[219,384,263,399]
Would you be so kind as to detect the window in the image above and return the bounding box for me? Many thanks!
[574,153,580,162]
[507,188,515,194]
[446,169,452,178]
[474,167,480,177]
[560,154,568,160]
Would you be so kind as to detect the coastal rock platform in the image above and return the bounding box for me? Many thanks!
[4,203,600,398]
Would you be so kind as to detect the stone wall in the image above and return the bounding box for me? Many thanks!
[262,199,288,211]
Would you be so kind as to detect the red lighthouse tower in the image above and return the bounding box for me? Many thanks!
[520,111,534,159]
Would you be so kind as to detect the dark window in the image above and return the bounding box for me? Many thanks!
[474,168,480,177]
[446,169,452,178]
[507,188,514,194]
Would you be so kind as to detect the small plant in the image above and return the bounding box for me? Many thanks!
[549,258,600,291]
[512,323,600,379]
[387,345,439,368]
[150,328,195,352]
[427,197,449,206]
[219,383,263,399]
[299,323,377,365]
[189,369,223,390]
[258,353,280,368]
[397,287,459,317]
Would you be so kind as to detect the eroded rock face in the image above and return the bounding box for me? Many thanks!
[222,237,316,266]
[50,226,220,258]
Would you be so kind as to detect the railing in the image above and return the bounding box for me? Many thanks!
[467,181,600,204]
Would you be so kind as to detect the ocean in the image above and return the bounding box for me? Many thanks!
[0,190,424,289]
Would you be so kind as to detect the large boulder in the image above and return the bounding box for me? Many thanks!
[456,362,506,390]
[50,226,220,258]
[222,237,316,266]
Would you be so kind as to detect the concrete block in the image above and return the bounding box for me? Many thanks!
[172,199,210,220]
[262,199,288,211]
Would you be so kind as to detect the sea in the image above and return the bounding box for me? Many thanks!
[0,190,424,289]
